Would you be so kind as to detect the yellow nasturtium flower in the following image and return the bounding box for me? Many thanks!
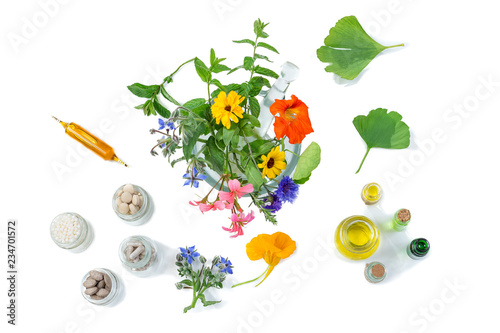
[233,232,296,287]
[211,91,245,129]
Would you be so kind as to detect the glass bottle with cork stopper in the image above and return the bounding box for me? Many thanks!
[361,182,382,205]
[392,208,411,231]
[364,261,387,283]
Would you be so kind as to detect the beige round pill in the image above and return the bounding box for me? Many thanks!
[129,204,138,215]
[123,184,135,194]
[121,192,132,204]
[89,270,104,281]
[96,288,110,298]
[132,194,140,206]
[118,202,129,214]
[85,287,98,295]
[83,277,97,288]
[116,197,122,207]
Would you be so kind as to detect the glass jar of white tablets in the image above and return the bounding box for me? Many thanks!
[118,235,158,277]
[50,212,93,252]
[112,184,153,226]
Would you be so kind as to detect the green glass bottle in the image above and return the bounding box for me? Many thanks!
[407,238,430,260]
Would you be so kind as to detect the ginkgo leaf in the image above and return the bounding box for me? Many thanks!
[353,108,410,173]
[317,16,404,80]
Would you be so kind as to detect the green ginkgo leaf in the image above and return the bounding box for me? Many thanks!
[317,16,404,80]
[353,108,410,173]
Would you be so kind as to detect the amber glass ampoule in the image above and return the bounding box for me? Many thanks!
[53,116,127,167]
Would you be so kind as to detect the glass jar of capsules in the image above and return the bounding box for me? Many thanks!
[361,182,382,205]
[334,215,380,260]
[50,212,93,252]
[112,184,152,226]
[81,268,121,306]
[118,235,158,276]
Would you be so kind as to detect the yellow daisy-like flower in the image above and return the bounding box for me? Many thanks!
[211,91,245,129]
[258,146,286,179]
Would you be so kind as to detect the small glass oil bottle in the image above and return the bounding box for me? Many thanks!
[335,215,380,260]
[361,182,382,205]
[364,262,386,284]
[407,238,430,260]
[392,208,411,231]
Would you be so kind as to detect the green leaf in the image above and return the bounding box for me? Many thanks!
[222,126,239,146]
[209,78,225,91]
[293,142,321,185]
[248,96,260,117]
[204,137,225,174]
[182,122,206,161]
[179,279,193,286]
[127,83,159,98]
[153,98,171,118]
[210,48,216,66]
[160,85,180,106]
[194,57,211,83]
[212,64,230,73]
[317,15,404,80]
[245,162,264,190]
[233,39,255,46]
[254,66,279,79]
[170,156,186,168]
[227,65,244,75]
[257,42,279,54]
[254,19,269,38]
[183,98,206,111]
[198,294,221,307]
[243,113,260,127]
[243,56,254,70]
[249,76,268,96]
[142,99,156,116]
[353,108,410,173]
[254,54,272,62]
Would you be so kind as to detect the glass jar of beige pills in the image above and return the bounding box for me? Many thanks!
[50,212,93,252]
[112,184,152,225]
[81,268,121,306]
[119,235,159,276]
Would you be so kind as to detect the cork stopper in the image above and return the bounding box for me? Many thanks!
[397,209,411,222]
[371,264,385,278]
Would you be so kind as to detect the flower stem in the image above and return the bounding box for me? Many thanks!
[232,266,269,288]
[355,147,371,174]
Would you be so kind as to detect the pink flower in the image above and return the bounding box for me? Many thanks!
[222,211,255,238]
[219,179,254,210]
[189,200,225,213]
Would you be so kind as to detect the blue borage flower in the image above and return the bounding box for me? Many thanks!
[159,118,175,131]
[263,193,282,213]
[159,135,166,148]
[179,245,200,264]
[276,176,299,203]
[182,167,207,188]
[217,257,234,274]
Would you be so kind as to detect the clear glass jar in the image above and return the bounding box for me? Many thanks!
[364,261,387,284]
[80,268,121,306]
[112,184,152,226]
[118,235,158,276]
[193,62,301,194]
[361,182,382,205]
[335,215,380,260]
[392,208,411,231]
[50,212,93,252]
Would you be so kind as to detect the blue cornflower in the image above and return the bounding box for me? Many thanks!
[217,257,234,274]
[179,246,200,264]
[182,167,207,188]
[263,193,282,213]
[276,176,299,203]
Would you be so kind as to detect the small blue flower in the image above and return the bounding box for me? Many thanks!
[263,193,282,213]
[166,121,176,130]
[182,167,207,188]
[159,135,166,148]
[179,246,200,264]
[276,176,299,203]
[217,256,233,274]
[158,118,166,130]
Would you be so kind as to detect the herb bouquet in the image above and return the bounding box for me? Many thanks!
[128,19,321,237]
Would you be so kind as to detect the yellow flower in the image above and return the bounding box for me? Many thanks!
[232,232,296,287]
[258,146,286,179]
[211,91,245,129]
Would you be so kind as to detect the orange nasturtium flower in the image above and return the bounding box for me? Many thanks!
[233,232,296,288]
[270,95,314,144]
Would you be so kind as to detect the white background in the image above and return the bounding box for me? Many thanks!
[1,0,499,332]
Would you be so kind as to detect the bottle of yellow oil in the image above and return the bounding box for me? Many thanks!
[335,215,380,260]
